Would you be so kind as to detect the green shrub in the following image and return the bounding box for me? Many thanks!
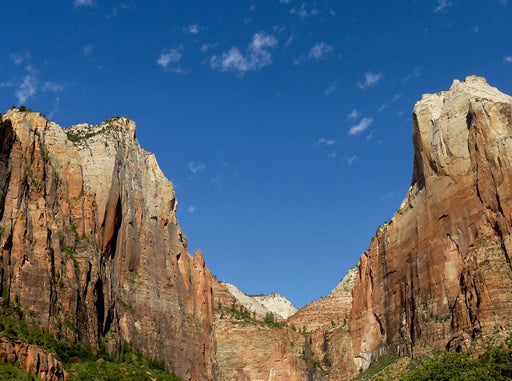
[0,362,42,380]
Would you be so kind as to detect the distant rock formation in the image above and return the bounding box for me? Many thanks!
[219,282,297,320]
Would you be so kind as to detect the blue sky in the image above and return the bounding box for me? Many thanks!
[1,0,511,307]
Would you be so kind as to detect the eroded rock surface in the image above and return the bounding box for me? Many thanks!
[351,75,512,369]
[0,111,215,380]
[0,336,68,380]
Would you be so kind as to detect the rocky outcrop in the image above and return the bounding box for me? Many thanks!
[214,320,308,381]
[253,293,298,320]
[216,281,297,320]
[0,110,215,380]
[0,336,67,380]
[289,266,356,332]
[351,75,512,369]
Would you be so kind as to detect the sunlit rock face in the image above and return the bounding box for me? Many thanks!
[0,110,216,380]
[3,75,512,381]
[350,76,512,369]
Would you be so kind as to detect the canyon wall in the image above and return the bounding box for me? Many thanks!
[350,75,512,369]
[2,75,512,380]
[0,110,215,380]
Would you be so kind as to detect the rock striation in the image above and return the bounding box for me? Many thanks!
[0,110,215,380]
[350,75,512,369]
[0,336,67,380]
[2,75,512,380]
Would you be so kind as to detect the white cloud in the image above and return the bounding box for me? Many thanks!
[402,68,420,83]
[290,3,320,18]
[210,31,278,74]
[16,73,38,104]
[392,94,402,102]
[315,138,338,146]
[307,42,333,60]
[10,52,29,66]
[342,155,358,165]
[108,2,136,18]
[187,206,197,213]
[189,162,206,174]
[42,81,64,92]
[349,117,373,136]
[74,0,94,7]
[183,24,200,34]
[357,72,382,89]
[347,110,359,120]
[504,56,512,63]
[280,0,290,3]
[434,0,454,13]
[325,79,340,95]
[82,44,94,56]
[157,47,184,73]
[471,25,480,33]
[328,152,337,159]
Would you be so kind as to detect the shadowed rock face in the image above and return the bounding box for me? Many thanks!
[0,111,215,380]
[350,76,512,369]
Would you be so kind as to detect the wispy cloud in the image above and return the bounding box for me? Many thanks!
[187,206,197,213]
[434,0,454,13]
[74,0,94,7]
[16,72,38,104]
[210,31,278,74]
[183,24,201,34]
[82,44,94,56]
[10,52,30,66]
[42,81,64,92]
[324,79,341,95]
[108,1,136,17]
[349,117,373,136]
[280,0,290,3]
[315,138,338,146]
[289,3,320,18]
[295,42,333,65]
[157,47,184,73]
[342,155,358,165]
[357,72,382,89]
[504,56,512,63]
[402,68,420,83]
[307,42,333,60]
[471,25,480,33]
[347,110,359,120]
[189,162,206,174]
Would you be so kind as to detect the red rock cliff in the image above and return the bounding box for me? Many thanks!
[350,76,512,369]
[0,111,215,380]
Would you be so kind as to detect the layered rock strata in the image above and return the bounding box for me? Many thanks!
[0,111,215,380]
[351,75,512,369]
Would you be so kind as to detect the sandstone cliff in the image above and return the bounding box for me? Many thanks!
[0,110,215,380]
[2,75,512,381]
[350,75,512,369]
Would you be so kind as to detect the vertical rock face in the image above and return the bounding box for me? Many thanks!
[0,336,68,381]
[351,76,512,369]
[0,111,215,380]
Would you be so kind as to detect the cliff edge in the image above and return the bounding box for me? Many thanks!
[0,111,215,380]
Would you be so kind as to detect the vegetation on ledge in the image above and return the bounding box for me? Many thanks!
[353,336,512,381]
[0,301,182,381]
